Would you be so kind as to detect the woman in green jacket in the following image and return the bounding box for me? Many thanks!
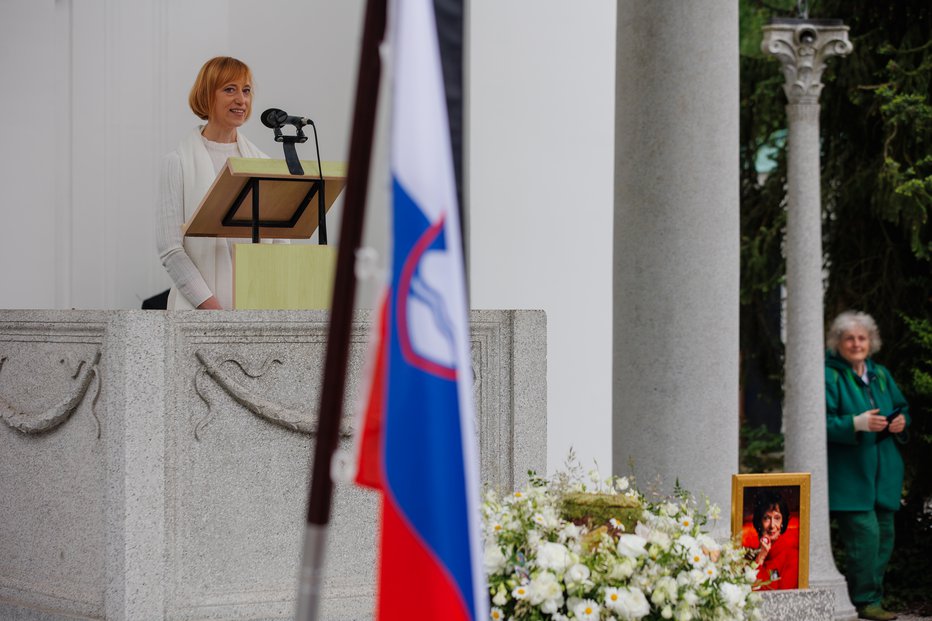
[825,311,910,621]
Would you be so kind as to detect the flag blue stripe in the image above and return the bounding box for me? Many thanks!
[383,178,475,618]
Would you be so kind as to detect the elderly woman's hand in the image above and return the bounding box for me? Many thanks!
[853,409,886,432]
[755,536,772,566]
[888,414,906,434]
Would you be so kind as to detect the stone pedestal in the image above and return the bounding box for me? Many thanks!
[760,588,835,621]
[762,19,855,621]
[0,309,546,620]
[612,1,740,523]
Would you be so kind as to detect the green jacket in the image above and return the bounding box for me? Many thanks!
[825,353,910,512]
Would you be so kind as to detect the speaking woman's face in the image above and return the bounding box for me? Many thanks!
[209,77,252,132]
[761,504,783,541]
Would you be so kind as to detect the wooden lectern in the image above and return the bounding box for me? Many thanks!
[183,157,346,310]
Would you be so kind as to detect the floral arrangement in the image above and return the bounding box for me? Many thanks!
[482,465,761,621]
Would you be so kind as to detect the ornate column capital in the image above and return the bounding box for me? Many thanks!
[762,19,853,105]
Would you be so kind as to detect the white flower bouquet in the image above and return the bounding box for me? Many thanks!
[483,467,761,621]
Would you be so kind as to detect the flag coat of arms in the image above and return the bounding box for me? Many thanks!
[353,1,487,619]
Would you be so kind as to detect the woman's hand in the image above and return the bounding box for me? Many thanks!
[888,414,906,434]
[197,296,223,310]
[755,536,772,565]
[853,409,885,432]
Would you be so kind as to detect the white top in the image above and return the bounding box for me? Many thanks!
[157,137,240,307]
[157,128,277,310]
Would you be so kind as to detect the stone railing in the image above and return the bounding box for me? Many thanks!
[0,309,546,621]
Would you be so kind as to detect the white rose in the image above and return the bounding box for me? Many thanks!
[528,570,564,608]
[540,507,561,529]
[492,588,508,606]
[697,534,719,552]
[676,534,698,551]
[650,576,678,606]
[560,522,581,542]
[648,530,672,550]
[616,533,648,558]
[674,606,693,621]
[609,556,637,580]
[527,529,542,548]
[613,587,650,620]
[565,563,591,586]
[484,542,507,574]
[536,541,572,572]
[720,582,746,608]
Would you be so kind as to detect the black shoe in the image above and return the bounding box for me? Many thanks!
[856,604,897,621]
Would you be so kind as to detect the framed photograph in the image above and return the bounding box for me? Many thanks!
[731,472,810,591]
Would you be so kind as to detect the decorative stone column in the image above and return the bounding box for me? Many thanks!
[613,3,739,525]
[762,19,854,621]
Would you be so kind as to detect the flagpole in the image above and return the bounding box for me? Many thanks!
[294,0,387,619]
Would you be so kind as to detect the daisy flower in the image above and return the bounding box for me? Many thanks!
[572,599,601,621]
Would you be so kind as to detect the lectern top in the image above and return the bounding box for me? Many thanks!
[182,158,347,240]
[226,158,348,179]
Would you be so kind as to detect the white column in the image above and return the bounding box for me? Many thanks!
[762,20,855,621]
[613,2,739,523]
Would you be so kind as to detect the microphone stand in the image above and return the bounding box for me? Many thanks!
[272,123,328,245]
[272,125,307,176]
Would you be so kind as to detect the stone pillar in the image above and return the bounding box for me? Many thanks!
[762,19,854,621]
[613,3,739,523]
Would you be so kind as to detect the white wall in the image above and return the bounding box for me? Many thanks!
[469,3,615,473]
[0,0,69,309]
[0,0,615,474]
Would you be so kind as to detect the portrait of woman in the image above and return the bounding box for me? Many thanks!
[749,488,799,591]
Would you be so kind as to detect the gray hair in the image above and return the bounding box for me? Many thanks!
[826,311,882,355]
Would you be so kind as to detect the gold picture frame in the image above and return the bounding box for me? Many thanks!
[731,472,810,590]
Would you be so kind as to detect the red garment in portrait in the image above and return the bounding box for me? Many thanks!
[741,514,801,591]
[754,532,799,590]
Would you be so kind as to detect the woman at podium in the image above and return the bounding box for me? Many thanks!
[157,56,269,310]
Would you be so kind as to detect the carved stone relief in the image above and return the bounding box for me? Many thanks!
[0,350,102,436]
[193,349,353,439]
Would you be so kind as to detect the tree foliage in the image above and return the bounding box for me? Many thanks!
[739,0,931,606]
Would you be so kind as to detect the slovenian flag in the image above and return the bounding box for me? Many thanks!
[353,1,487,620]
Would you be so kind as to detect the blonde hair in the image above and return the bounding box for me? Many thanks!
[826,310,882,355]
[188,56,253,121]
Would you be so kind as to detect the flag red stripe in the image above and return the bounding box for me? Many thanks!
[377,496,472,621]
[354,297,389,490]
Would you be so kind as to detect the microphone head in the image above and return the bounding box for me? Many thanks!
[260,108,287,128]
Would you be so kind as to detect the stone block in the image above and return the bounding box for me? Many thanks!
[0,309,546,620]
[759,588,835,621]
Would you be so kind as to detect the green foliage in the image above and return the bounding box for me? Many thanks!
[740,0,931,608]
[739,425,785,473]
[900,314,932,400]
[885,505,932,614]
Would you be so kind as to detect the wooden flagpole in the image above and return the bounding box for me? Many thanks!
[294,0,387,619]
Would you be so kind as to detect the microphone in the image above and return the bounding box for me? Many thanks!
[260,107,314,129]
